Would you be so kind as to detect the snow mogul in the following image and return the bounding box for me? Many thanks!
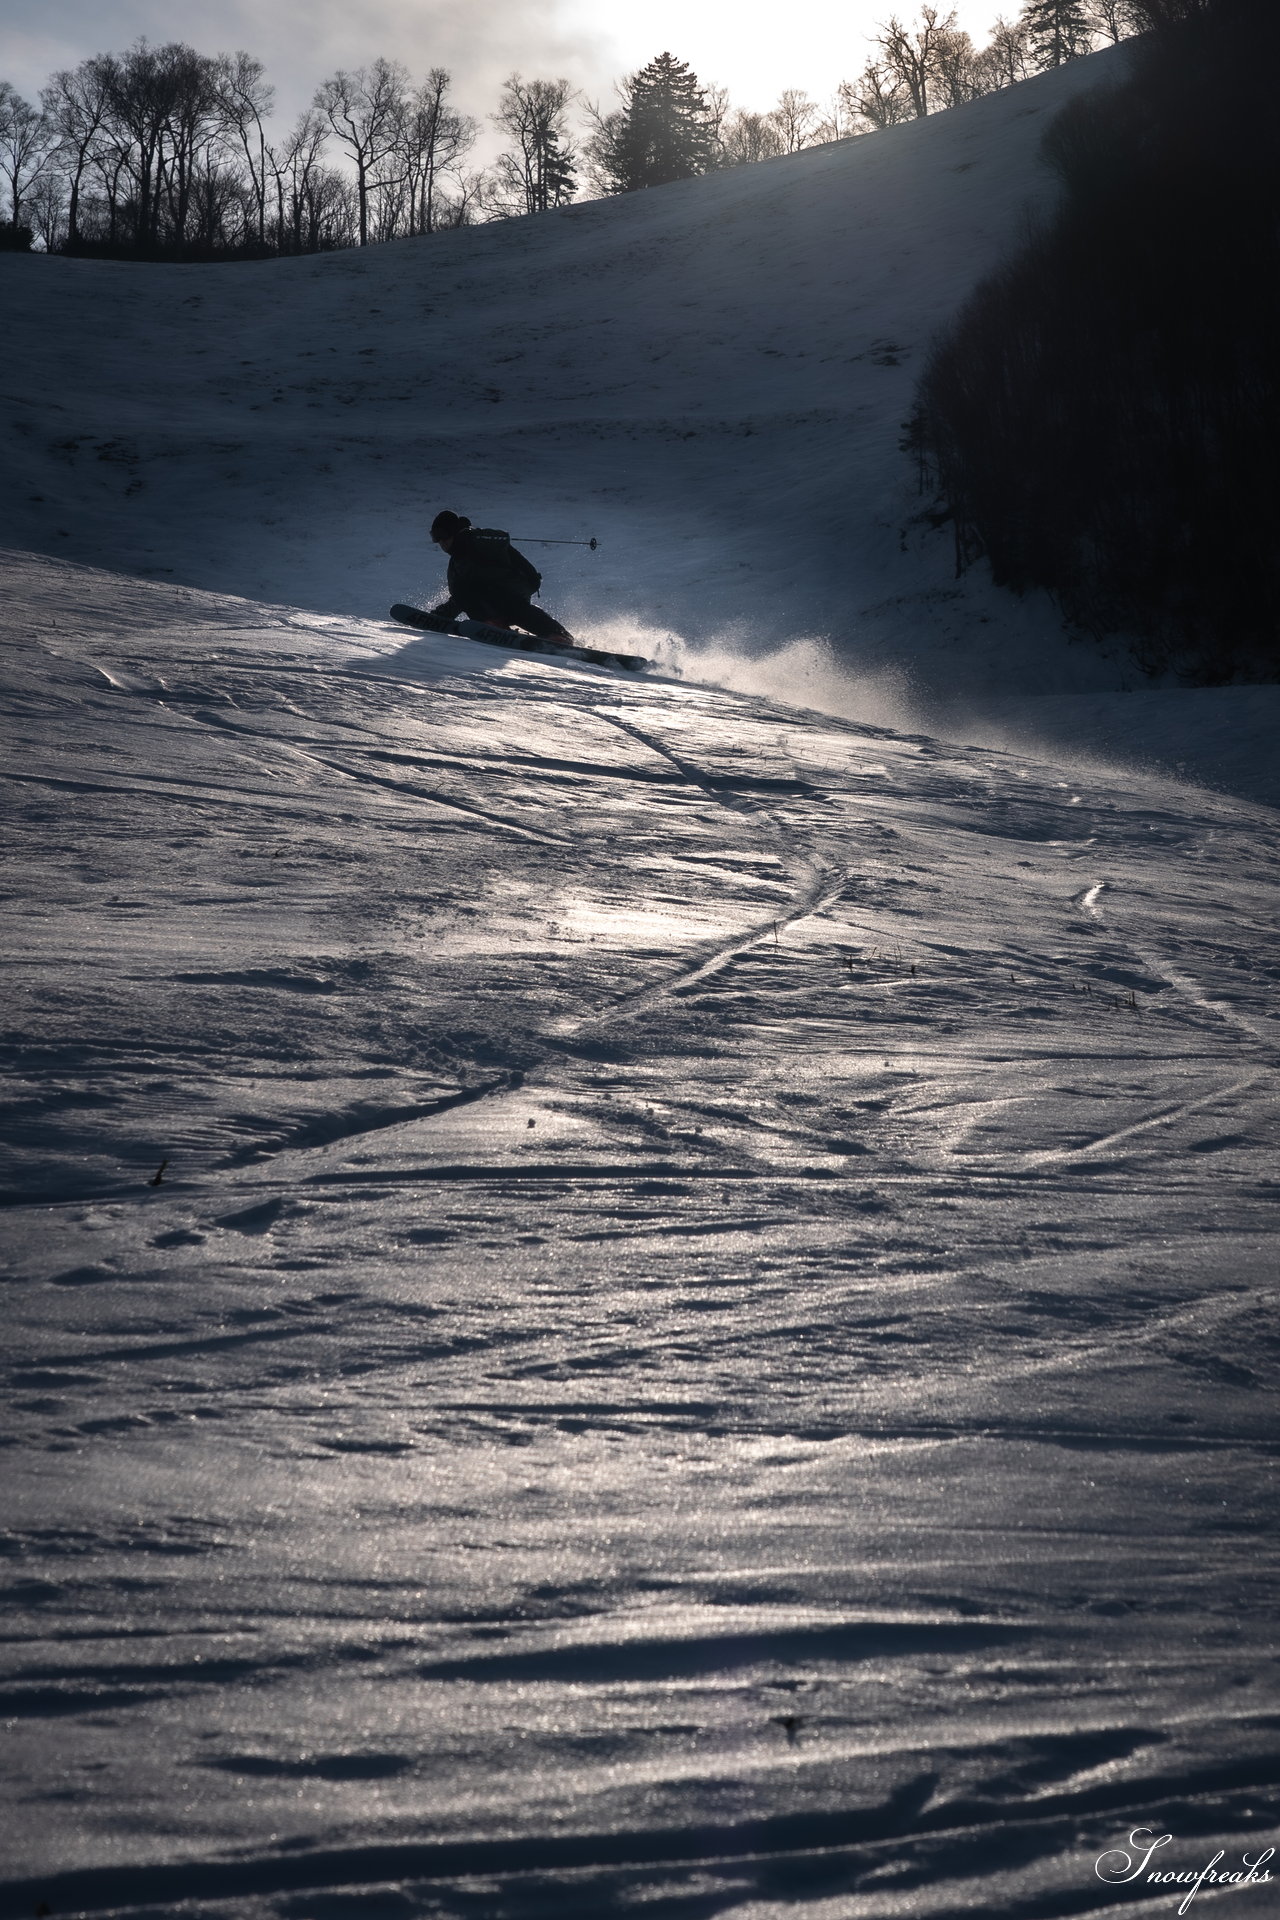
[425,511,574,641]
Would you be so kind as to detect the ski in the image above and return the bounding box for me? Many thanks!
[388,605,647,673]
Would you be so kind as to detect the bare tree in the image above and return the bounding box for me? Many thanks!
[103,42,179,250]
[286,162,357,251]
[216,52,273,247]
[266,111,356,253]
[769,88,821,152]
[314,59,408,245]
[26,170,66,249]
[932,26,990,105]
[0,82,51,231]
[812,88,846,144]
[852,60,916,128]
[155,45,223,253]
[812,80,871,143]
[490,75,576,216]
[98,41,230,253]
[873,8,959,116]
[312,169,358,248]
[398,69,474,233]
[434,167,486,228]
[267,109,327,252]
[190,155,250,251]
[85,114,132,248]
[719,109,785,164]
[36,37,298,256]
[702,83,732,159]
[41,58,112,247]
[982,15,1037,83]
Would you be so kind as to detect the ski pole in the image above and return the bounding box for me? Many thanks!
[513,536,599,549]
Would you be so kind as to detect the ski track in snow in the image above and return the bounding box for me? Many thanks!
[3,45,1280,1912]
[1078,879,1279,1051]
[577,868,852,1032]
[1,556,1279,1920]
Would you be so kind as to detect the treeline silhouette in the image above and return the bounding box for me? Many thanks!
[0,4,1152,260]
[0,50,481,262]
[910,0,1280,682]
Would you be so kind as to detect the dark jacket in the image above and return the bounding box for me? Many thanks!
[435,527,541,621]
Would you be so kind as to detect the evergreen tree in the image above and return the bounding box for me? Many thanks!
[589,53,716,193]
[1020,0,1095,65]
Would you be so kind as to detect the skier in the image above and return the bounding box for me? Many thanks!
[425,511,574,640]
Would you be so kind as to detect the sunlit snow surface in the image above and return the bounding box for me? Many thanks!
[2,553,1278,1918]
[5,46,1279,1914]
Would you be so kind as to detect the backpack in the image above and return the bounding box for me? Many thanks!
[468,527,542,594]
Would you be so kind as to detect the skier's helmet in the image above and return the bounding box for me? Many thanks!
[431,511,470,542]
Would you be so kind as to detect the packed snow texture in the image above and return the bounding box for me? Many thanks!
[2,44,1279,1920]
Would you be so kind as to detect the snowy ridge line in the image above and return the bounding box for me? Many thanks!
[559,867,851,1034]
[1077,882,1278,1050]
[7,1745,1279,1920]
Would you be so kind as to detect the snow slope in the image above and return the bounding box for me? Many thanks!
[3,44,1280,1920]
[3,549,1279,1917]
[9,40,1278,802]
[4,52,1130,687]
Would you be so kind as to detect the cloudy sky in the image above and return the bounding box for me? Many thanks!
[2,0,1005,130]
